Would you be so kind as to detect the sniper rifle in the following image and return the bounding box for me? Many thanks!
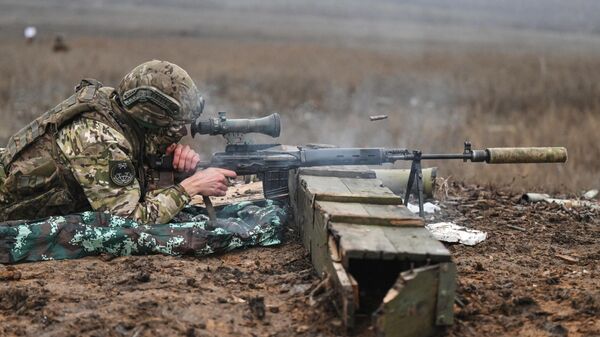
[148,112,567,218]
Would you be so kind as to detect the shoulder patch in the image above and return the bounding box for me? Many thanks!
[109,160,135,187]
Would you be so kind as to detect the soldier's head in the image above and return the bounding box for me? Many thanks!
[116,60,204,152]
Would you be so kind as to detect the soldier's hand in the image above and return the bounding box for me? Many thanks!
[166,144,200,173]
[180,167,237,197]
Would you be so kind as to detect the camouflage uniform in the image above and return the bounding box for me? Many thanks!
[0,61,202,224]
[55,117,190,224]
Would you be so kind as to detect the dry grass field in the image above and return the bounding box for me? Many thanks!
[1,33,598,192]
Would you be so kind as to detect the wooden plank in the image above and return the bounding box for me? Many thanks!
[363,204,419,222]
[374,265,441,337]
[290,170,357,331]
[340,177,388,195]
[435,263,456,326]
[302,176,352,195]
[348,272,360,310]
[340,177,402,204]
[331,261,356,330]
[310,199,334,277]
[316,201,423,226]
[301,176,402,205]
[296,172,317,257]
[315,193,402,205]
[328,235,342,263]
[381,227,451,262]
[307,204,357,329]
[295,193,356,330]
[329,223,398,267]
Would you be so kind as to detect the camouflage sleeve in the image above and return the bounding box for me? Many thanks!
[56,118,190,224]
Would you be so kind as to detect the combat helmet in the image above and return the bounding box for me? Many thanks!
[116,60,204,128]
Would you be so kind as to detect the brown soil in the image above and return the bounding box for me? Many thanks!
[1,184,598,337]
[0,236,339,337]
[442,184,599,337]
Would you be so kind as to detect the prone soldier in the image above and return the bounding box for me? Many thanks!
[0,60,236,224]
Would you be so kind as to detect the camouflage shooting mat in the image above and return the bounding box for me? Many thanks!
[0,200,287,264]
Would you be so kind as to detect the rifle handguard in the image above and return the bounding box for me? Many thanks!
[486,147,568,164]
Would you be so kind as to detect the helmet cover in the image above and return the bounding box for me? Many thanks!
[117,60,204,128]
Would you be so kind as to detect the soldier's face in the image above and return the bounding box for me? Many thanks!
[145,124,188,155]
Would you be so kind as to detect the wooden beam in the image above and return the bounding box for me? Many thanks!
[301,175,402,205]
[316,201,423,226]
[329,223,398,267]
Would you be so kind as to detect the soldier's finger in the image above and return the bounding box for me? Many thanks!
[180,145,190,164]
[216,168,237,178]
[185,149,196,172]
[177,146,191,171]
[191,154,200,169]
[173,144,183,170]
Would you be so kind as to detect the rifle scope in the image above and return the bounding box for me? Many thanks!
[191,112,281,138]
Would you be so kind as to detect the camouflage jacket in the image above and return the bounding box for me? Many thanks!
[0,79,189,224]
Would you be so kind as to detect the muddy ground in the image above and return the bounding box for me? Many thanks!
[0,183,598,337]
[441,184,599,337]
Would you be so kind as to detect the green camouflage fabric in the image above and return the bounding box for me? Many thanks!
[0,200,287,264]
[117,60,204,128]
[56,117,190,224]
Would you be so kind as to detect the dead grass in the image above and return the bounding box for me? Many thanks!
[0,35,598,193]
